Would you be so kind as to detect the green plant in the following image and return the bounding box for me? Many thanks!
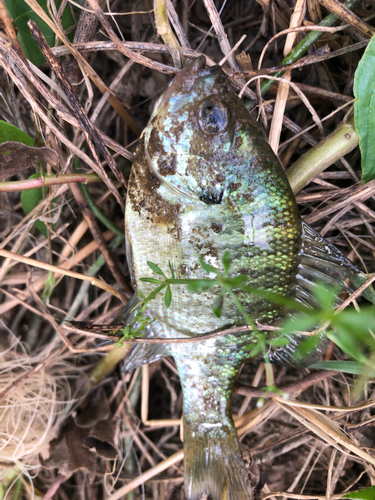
[113,252,375,385]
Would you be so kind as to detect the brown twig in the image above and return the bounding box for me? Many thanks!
[64,322,287,343]
[154,0,184,68]
[0,249,128,302]
[85,0,179,74]
[202,0,241,72]
[28,20,126,209]
[318,0,375,37]
[62,0,104,84]
[22,0,141,135]
[0,173,103,192]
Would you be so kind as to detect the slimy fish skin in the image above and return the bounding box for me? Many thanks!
[124,56,373,500]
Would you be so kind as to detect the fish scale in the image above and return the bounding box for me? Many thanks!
[124,56,374,499]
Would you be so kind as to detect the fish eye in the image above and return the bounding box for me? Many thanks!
[199,101,229,134]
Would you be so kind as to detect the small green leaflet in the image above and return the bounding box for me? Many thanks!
[147,261,167,279]
[0,120,33,146]
[5,0,75,66]
[344,486,375,500]
[309,360,375,376]
[354,33,375,183]
[164,285,172,308]
[222,250,231,274]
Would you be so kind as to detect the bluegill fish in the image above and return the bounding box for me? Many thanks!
[124,56,373,500]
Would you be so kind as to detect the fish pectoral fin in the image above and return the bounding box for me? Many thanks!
[121,295,170,372]
[123,343,169,372]
[183,417,252,500]
[300,222,375,305]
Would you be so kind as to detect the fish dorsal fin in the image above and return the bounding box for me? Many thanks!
[298,221,375,305]
[268,222,375,367]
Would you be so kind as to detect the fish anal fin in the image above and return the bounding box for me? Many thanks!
[123,343,169,372]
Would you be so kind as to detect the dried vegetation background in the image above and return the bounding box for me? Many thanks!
[1,0,375,499]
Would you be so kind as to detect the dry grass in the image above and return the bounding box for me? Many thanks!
[0,0,375,499]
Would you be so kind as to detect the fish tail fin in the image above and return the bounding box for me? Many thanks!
[183,416,252,500]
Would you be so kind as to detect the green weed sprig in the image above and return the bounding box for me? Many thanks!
[115,251,375,382]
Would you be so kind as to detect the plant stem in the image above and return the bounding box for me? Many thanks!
[90,343,131,382]
[154,0,184,68]
[257,0,362,99]
[0,173,102,192]
[287,117,358,193]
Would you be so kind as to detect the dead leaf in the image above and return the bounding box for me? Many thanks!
[42,417,97,481]
[75,387,111,427]
[0,141,59,181]
[43,389,118,478]
[84,416,118,460]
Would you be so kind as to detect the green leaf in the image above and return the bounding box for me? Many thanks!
[222,250,231,274]
[354,33,375,183]
[20,173,58,237]
[293,335,322,362]
[199,256,220,275]
[146,284,166,301]
[5,0,75,66]
[268,336,290,347]
[312,283,338,310]
[164,285,172,308]
[0,120,33,146]
[226,275,248,287]
[41,271,55,301]
[139,277,163,284]
[212,295,224,317]
[187,279,216,293]
[244,343,261,356]
[147,261,167,278]
[309,360,375,376]
[344,486,375,500]
[333,308,375,347]
[168,261,176,279]
[281,314,318,336]
[21,173,47,237]
[328,330,369,364]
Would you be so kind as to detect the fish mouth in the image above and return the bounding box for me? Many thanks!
[199,189,224,205]
[146,149,226,205]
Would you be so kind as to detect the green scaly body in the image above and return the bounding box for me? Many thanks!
[125,57,302,499]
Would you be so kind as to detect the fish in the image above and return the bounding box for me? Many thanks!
[124,56,374,500]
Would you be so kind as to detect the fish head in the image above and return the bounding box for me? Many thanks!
[144,56,256,205]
